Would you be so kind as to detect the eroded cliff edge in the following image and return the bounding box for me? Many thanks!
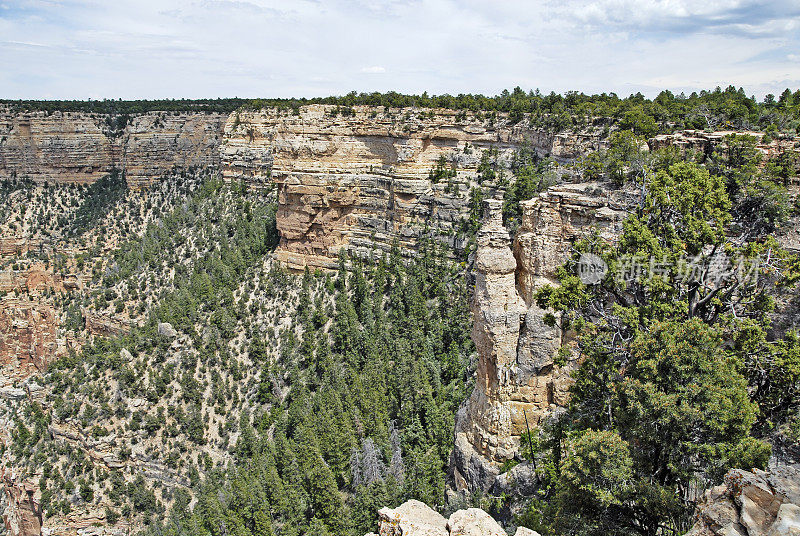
[0,110,226,187]
[452,189,625,494]
[220,105,606,270]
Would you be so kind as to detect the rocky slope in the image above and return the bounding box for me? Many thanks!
[221,105,606,270]
[0,173,262,536]
[0,110,226,187]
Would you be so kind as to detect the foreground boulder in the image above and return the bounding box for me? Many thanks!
[687,467,800,536]
[447,508,506,536]
[372,500,448,536]
[367,499,539,536]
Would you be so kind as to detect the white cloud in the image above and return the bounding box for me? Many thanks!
[360,66,386,74]
[0,0,798,99]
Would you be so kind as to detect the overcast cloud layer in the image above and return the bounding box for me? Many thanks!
[1,0,799,99]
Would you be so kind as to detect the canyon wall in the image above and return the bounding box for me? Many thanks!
[0,299,57,390]
[221,105,606,270]
[1,469,42,536]
[0,104,610,272]
[0,261,81,389]
[650,129,799,164]
[452,187,625,494]
[5,104,792,276]
[0,110,226,187]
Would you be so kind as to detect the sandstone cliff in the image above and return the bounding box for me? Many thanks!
[649,129,799,167]
[221,105,606,270]
[0,257,84,390]
[0,110,226,187]
[0,299,57,389]
[514,183,625,302]
[452,188,625,493]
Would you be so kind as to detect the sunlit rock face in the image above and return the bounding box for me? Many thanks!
[220,105,607,271]
[687,466,800,536]
[0,109,226,187]
[452,187,625,493]
[1,469,43,536]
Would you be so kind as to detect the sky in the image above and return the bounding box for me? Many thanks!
[1,0,799,100]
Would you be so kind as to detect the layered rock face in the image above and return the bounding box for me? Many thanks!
[688,466,800,536]
[0,110,226,187]
[452,187,625,493]
[649,130,799,169]
[1,469,42,536]
[0,300,57,389]
[0,260,81,389]
[83,311,132,338]
[514,182,625,302]
[221,105,605,270]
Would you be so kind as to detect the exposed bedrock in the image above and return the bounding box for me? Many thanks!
[687,466,800,536]
[221,105,607,270]
[367,499,537,536]
[1,468,42,536]
[452,186,625,494]
[0,299,57,390]
[0,110,226,187]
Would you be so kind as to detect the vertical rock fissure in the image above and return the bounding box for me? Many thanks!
[452,185,625,494]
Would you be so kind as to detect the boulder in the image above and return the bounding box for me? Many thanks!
[157,322,177,338]
[371,500,521,536]
[688,467,800,536]
[492,463,538,497]
[447,508,506,536]
[514,528,541,536]
[766,503,800,536]
[377,500,448,536]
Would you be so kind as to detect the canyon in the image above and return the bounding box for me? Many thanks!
[0,104,798,536]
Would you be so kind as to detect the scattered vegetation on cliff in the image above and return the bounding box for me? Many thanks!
[68,170,128,237]
[528,134,799,536]
[2,174,282,521]
[2,169,475,535]
[136,241,474,536]
[5,84,800,135]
